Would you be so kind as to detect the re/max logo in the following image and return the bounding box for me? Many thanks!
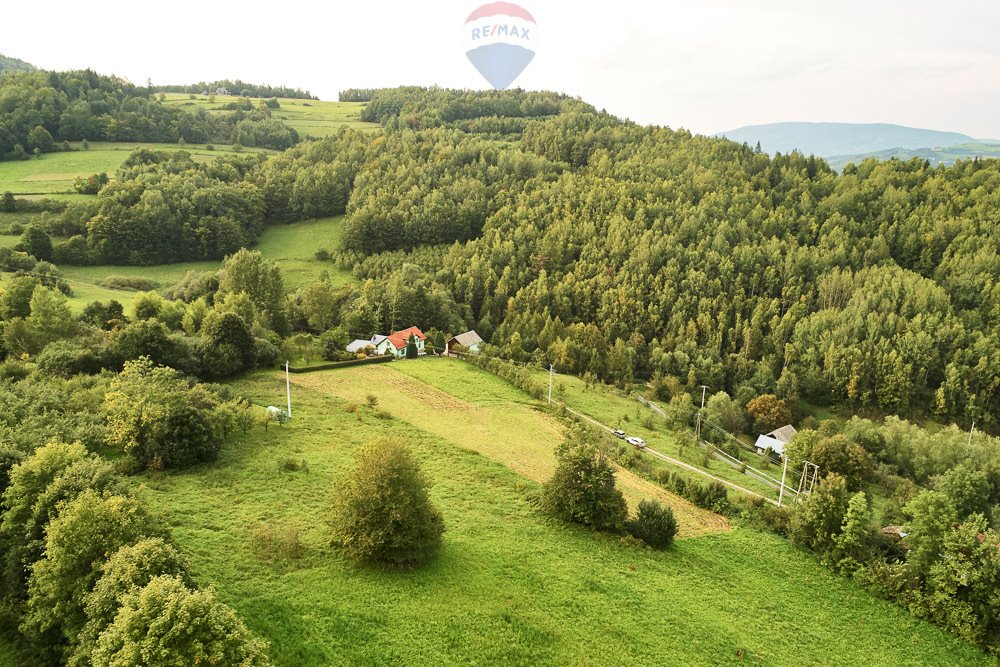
[471,24,531,40]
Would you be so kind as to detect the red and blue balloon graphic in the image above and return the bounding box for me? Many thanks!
[465,2,536,89]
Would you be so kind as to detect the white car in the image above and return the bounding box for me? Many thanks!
[626,436,646,449]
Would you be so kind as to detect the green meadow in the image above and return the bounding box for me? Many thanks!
[160,94,380,137]
[0,142,268,196]
[109,361,996,666]
[0,215,353,313]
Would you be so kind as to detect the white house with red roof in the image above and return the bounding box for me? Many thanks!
[345,327,427,358]
[385,326,426,358]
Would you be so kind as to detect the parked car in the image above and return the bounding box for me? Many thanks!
[626,436,646,449]
[612,429,626,439]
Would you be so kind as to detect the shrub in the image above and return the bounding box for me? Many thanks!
[97,275,159,292]
[329,439,444,566]
[655,470,729,512]
[91,576,271,667]
[627,500,678,549]
[72,172,109,195]
[543,432,627,532]
[278,457,309,473]
[104,358,225,470]
[35,339,108,376]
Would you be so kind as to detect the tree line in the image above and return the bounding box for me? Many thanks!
[151,79,316,99]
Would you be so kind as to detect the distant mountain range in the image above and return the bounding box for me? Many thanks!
[0,53,36,76]
[716,122,1000,169]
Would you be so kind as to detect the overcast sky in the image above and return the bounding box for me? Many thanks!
[5,0,999,138]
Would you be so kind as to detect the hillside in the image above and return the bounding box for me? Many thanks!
[716,121,985,157]
[1,84,999,664]
[125,359,990,666]
[0,53,35,76]
[827,141,1000,171]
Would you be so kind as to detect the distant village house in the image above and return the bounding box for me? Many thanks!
[346,327,426,359]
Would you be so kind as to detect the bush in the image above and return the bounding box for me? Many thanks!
[91,576,271,667]
[329,439,444,566]
[543,432,627,532]
[35,339,108,376]
[655,469,729,512]
[627,500,678,549]
[73,172,109,195]
[97,275,159,292]
[104,358,226,470]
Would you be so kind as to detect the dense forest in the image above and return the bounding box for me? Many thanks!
[2,84,1000,659]
[10,87,998,427]
[0,70,299,160]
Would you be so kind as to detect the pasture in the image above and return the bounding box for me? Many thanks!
[0,215,352,313]
[160,94,380,137]
[291,358,727,536]
[119,361,995,667]
[0,142,267,196]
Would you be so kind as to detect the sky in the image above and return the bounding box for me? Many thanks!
[4,0,1000,138]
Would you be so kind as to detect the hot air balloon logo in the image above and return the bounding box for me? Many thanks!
[465,2,536,89]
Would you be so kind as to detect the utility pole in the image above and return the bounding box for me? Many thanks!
[285,361,292,419]
[548,364,554,404]
[778,454,789,508]
[694,385,709,444]
[968,421,975,447]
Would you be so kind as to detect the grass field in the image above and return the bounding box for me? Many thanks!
[160,94,380,138]
[291,358,727,536]
[84,362,993,667]
[0,216,353,313]
[0,142,268,196]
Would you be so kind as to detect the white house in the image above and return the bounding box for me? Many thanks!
[446,330,484,355]
[385,326,426,358]
[753,424,798,458]
[349,327,427,359]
